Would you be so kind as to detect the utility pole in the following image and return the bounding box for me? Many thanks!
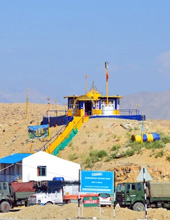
[26,89,29,120]
[47,97,51,140]
[85,74,88,93]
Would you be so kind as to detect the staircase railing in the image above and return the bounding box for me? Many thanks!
[47,115,88,154]
[54,115,87,147]
[39,116,73,151]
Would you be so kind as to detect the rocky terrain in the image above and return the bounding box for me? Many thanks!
[0,102,170,219]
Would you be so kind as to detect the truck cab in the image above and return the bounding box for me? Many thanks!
[28,181,63,205]
[116,182,145,211]
[0,181,35,213]
[0,182,12,212]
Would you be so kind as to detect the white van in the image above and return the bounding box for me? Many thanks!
[28,189,63,205]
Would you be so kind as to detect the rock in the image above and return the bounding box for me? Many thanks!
[120,123,131,130]
[12,138,16,142]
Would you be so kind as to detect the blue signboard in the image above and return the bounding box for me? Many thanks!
[80,170,114,193]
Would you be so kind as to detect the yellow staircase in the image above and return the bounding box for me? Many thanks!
[45,116,89,155]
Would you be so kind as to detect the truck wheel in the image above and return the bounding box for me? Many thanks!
[133,202,145,212]
[0,201,11,213]
[44,202,53,205]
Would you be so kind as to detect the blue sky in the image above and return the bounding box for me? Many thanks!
[0,0,170,104]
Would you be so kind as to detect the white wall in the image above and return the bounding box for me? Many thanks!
[22,151,80,182]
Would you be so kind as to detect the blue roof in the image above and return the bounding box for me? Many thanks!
[0,153,32,164]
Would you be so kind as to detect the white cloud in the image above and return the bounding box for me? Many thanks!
[157,51,170,76]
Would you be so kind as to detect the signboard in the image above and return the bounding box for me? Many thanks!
[137,166,152,181]
[28,124,49,139]
[80,170,114,193]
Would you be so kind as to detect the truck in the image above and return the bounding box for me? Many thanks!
[28,180,64,205]
[28,180,98,206]
[115,182,170,211]
[0,181,35,213]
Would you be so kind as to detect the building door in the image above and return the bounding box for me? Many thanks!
[85,101,92,116]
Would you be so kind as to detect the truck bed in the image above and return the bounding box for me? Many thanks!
[11,181,34,192]
[150,182,170,197]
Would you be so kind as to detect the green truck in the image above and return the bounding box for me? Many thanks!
[0,181,35,213]
[115,182,170,211]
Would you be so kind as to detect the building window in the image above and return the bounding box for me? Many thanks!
[3,182,7,190]
[37,166,47,176]
[131,183,136,190]
[137,183,142,191]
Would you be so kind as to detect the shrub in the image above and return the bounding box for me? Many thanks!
[144,140,165,149]
[155,150,164,158]
[83,149,108,168]
[105,152,118,162]
[110,144,121,151]
[119,149,135,158]
[90,149,107,158]
[166,155,170,161]
[68,153,78,161]
[97,150,108,158]
[161,135,170,144]
[83,157,93,168]
[110,152,118,159]
[105,156,112,162]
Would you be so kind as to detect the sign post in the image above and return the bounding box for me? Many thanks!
[137,166,152,219]
[113,171,116,218]
[81,170,114,193]
[143,167,148,219]
[80,170,114,218]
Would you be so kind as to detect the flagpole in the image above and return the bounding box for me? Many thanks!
[105,62,109,105]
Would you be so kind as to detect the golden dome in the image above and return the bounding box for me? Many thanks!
[85,88,101,100]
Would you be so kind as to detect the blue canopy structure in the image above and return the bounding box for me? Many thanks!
[0,153,32,164]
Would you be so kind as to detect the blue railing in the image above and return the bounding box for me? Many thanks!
[118,109,140,115]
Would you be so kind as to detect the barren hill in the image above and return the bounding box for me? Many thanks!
[1,103,170,220]
[0,103,170,184]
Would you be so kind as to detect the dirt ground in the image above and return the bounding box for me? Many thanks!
[0,103,170,220]
[0,203,170,220]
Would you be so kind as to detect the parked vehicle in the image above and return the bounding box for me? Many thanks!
[0,181,35,213]
[28,189,63,205]
[28,179,98,205]
[28,180,64,205]
[115,182,170,211]
[98,193,112,207]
